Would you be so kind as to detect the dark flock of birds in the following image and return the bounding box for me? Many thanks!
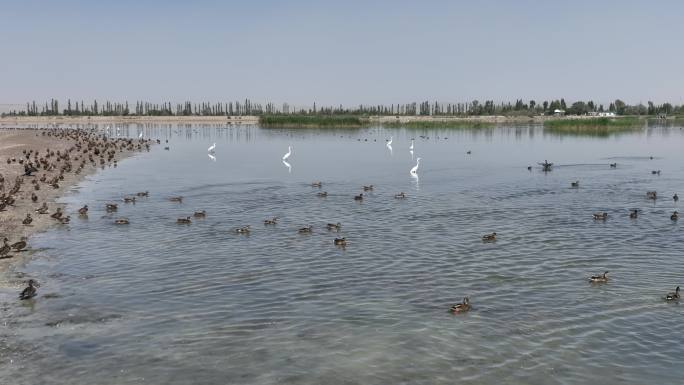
[3,131,682,311]
[0,128,152,299]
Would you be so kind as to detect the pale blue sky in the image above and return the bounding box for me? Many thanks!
[1,0,682,107]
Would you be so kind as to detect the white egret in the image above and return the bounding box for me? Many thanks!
[138,131,143,139]
[387,136,393,146]
[409,139,414,150]
[283,146,292,161]
[208,143,216,152]
[410,157,421,175]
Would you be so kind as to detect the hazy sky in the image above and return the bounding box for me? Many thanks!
[1,0,682,107]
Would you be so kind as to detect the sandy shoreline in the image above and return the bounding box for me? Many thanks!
[0,128,149,278]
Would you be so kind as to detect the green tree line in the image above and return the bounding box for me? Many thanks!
[3,98,682,117]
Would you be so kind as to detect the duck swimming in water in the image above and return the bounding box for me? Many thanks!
[114,218,130,225]
[106,203,118,212]
[264,217,278,225]
[193,210,206,218]
[593,212,608,220]
[334,237,347,246]
[354,193,363,201]
[177,217,192,224]
[235,226,251,234]
[136,191,149,197]
[666,286,680,301]
[298,225,313,234]
[169,196,183,203]
[671,211,679,221]
[482,233,496,242]
[78,205,88,215]
[610,163,617,168]
[19,279,38,300]
[327,222,341,231]
[394,192,406,199]
[363,185,374,191]
[589,271,609,283]
[449,297,471,313]
[317,191,328,197]
[311,181,322,188]
[571,181,579,188]
[629,209,638,219]
[674,193,679,203]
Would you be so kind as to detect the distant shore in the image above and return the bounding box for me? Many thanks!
[0,114,659,126]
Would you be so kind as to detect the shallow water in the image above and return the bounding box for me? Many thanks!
[2,124,684,384]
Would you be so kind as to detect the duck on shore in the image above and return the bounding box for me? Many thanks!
[0,238,10,257]
[11,237,28,252]
[50,207,63,219]
[22,213,33,225]
[449,297,471,313]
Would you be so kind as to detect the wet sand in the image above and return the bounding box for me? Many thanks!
[0,128,147,275]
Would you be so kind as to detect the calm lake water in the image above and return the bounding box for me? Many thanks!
[2,123,684,384]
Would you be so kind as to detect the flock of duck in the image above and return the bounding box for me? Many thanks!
[3,130,682,313]
[0,128,152,299]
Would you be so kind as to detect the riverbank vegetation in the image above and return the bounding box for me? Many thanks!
[543,117,643,136]
[260,115,364,127]
[380,120,495,129]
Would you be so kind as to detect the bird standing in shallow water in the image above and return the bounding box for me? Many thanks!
[674,193,679,203]
[208,143,216,153]
[410,157,421,176]
[282,146,292,161]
